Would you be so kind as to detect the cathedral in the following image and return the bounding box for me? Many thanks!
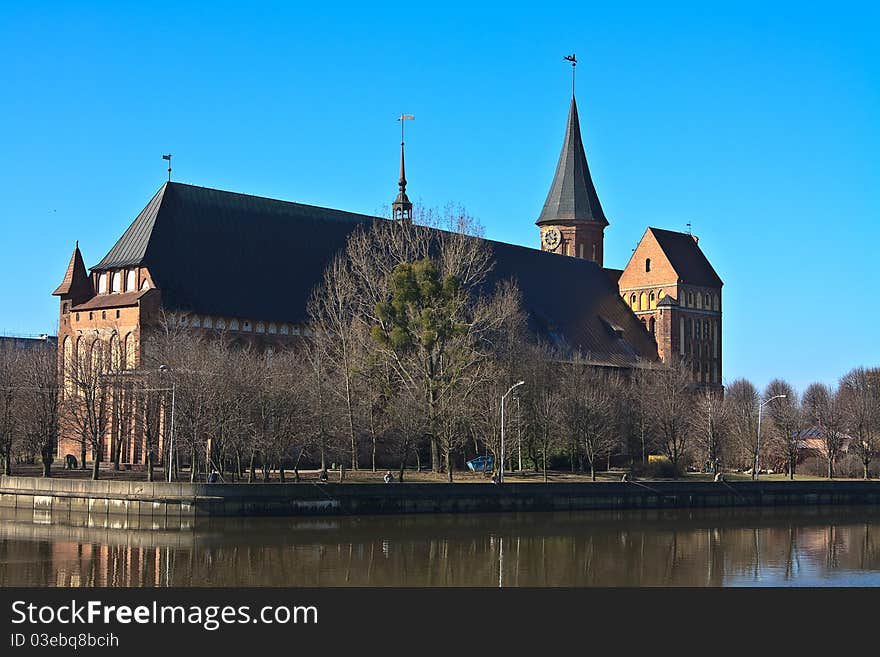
[52,88,722,464]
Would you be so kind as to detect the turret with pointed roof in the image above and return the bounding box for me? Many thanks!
[52,241,93,306]
[537,96,608,265]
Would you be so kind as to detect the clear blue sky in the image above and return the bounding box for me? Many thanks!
[1,1,877,394]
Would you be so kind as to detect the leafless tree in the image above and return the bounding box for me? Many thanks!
[691,386,727,475]
[839,368,878,479]
[0,344,23,475]
[18,344,60,477]
[725,378,760,477]
[803,382,846,479]
[522,344,563,482]
[562,360,619,481]
[646,359,695,478]
[62,336,112,480]
[763,379,801,479]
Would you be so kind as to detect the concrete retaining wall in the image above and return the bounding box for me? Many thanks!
[2,475,879,518]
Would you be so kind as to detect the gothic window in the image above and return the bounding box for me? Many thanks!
[98,273,108,294]
[256,322,266,333]
[696,294,702,309]
[229,319,240,330]
[268,323,277,334]
[203,317,213,329]
[111,271,122,293]
[649,292,656,309]
[216,318,226,330]
[630,294,637,310]
[141,279,151,290]
[75,312,80,322]
[109,333,121,371]
[639,293,648,311]
[126,269,136,291]
[645,258,651,273]
[688,292,694,306]
[649,317,656,335]
[89,312,93,320]
[680,317,685,355]
[280,324,289,336]
[705,294,711,308]
[101,310,106,320]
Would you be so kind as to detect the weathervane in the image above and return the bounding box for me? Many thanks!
[162,153,172,182]
[563,53,577,96]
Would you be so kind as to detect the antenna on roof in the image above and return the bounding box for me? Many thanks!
[686,221,692,235]
[563,53,577,96]
[162,153,172,182]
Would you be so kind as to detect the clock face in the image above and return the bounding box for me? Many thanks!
[542,228,561,251]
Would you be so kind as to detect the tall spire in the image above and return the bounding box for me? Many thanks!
[392,114,415,221]
[536,95,608,227]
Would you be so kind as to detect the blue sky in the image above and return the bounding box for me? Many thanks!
[1,1,877,394]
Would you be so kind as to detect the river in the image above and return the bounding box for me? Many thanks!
[1,506,879,586]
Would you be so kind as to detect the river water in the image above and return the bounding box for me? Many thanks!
[1,506,879,587]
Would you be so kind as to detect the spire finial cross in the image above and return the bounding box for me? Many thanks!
[563,53,577,96]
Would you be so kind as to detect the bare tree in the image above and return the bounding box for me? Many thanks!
[691,386,727,475]
[803,382,846,479]
[0,344,23,475]
[839,368,878,479]
[562,360,619,481]
[522,345,562,482]
[19,344,60,477]
[764,379,801,479]
[62,336,112,480]
[646,359,695,478]
[726,378,760,478]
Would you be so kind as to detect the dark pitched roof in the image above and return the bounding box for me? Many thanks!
[53,242,92,300]
[649,228,723,288]
[93,182,657,366]
[536,96,608,227]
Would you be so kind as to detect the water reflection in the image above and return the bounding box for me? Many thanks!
[1,506,880,587]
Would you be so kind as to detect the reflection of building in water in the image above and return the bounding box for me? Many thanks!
[2,509,880,587]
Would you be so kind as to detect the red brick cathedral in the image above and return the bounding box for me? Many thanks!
[52,90,721,465]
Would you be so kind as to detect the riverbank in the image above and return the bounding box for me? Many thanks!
[2,474,880,518]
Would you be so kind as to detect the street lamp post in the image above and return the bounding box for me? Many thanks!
[500,380,525,484]
[159,365,176,483]
[755,394,787,480]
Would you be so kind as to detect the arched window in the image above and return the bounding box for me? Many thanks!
[639,292,648,311]
[141,279,151,291]
[696,294,702,309]
[648,317,656,335]
[280,324,289,336]
[256,322,266,333]
[203,317,213,329]
[98,273,108,294]
[649,292,657,309]
[111,271,122,293]
[268,323,277,334]
[229,319,240,331]
[688,292,694,307]
[109,333,120,370]
[126,269,136,291]
[630,294,637,310]
[659,289,665,300]
[215,318,226,330]
[705,294,711,308]
[645,258,651,272]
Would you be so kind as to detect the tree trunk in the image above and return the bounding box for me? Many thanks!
[190,445,197,482]
[248,452,256,483]
[372,436,377,473]
[542,445,548,483]
[590,463,596,482]
[339,463,346,482]
[80,437,87,471]
[865,462,870,480]
[445,448,453,483]
[827,458,833,480]
[41,444,52,478]
[3,443,10,476]
[91,445,100,481]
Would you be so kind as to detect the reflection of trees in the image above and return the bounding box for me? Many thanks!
[2,508,880,586]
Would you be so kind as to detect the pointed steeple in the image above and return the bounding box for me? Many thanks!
[52,241,93,304]
[392,114,414,222]
[536,96,608,227]
[392,140,412,221]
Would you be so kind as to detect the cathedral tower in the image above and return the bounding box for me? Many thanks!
[536,95,608,265]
